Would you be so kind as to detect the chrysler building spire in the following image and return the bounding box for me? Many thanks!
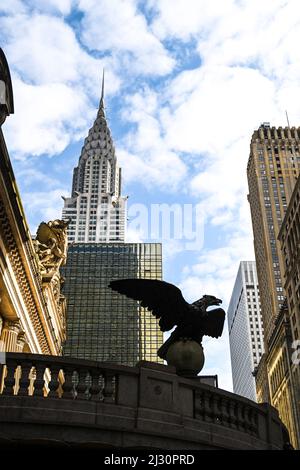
[98,69,105,117]
[62,74,126,243]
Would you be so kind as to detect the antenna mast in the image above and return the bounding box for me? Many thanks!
[285,110,290,128]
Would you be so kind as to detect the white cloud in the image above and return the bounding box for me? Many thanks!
[22,188,69,233]
[7,0,75,16]
[180,232,254,307]
[0,10,121,158]
[119,63,278,218]
[148,0,235,42]
[118,87,188,190]
[149,0,300,89]
[14,167,59,188]
[2,77,92,157]
[162,65,277,155]
[196,0,300,79]
[78,0,175,75]
[118,148,187,192]
[0,0,26,15]
[27,0,75,15]
[0,12,115,89]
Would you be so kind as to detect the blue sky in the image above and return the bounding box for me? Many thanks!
[1,0,300,391]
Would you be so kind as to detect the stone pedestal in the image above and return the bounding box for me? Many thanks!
[166,339,205,378]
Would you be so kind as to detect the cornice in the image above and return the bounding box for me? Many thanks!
[0,200,51,354]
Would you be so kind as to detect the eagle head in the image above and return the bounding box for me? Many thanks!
[194,295,222,312]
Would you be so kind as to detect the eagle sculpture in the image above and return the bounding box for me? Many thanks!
[109,279,226,360]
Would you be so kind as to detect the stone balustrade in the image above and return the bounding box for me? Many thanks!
[0,353,290,449]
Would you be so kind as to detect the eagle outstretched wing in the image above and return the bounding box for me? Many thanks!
[109,279,190,331]
[201,308,225,338]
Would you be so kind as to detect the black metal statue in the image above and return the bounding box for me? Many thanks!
[109,279,225,360]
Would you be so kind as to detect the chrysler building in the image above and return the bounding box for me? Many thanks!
[62,75,127,242]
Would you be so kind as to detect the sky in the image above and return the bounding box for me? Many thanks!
[1,0,300,391]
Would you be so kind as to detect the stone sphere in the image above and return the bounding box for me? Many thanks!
[166,340,205,378]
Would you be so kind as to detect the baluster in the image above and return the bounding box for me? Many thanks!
[0,363,4,394]
[88,370,101,401]
[220,398,229,427]
[28,368,36,396]
[236,404,245,431]
[61,366,75,399]
[194,390,205,420]
[47,365,61,398]
[18,362,32,396]
[212,396,220,425]
[251,410,258,435]
[85,372,93,400]
[203,391,213,422]
[228,400,237,429]
[99,375,105,401]
[243,406,250,432]
[33,363,46,397]
[76,368,88,400]
[245,406,256,434]
[14,365,21,394]
[2,360,17,395]
[103,371,115,403]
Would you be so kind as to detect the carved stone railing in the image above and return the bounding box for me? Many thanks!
[0,353,290,449]
[194,388,258,436]
[0,353,132,403]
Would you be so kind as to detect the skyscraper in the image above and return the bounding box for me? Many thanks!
[247,122,300,447]
[61,76,163,365]
[62,243,163,365]
[228,261,264,401]
[247,123,300,347]
[62,75,126,243]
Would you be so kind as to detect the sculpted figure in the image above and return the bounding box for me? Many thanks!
[109,279,225,364]
[33,219,69,277]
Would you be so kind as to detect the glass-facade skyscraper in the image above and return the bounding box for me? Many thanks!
[227,261,264,401]
[62,243,163,365]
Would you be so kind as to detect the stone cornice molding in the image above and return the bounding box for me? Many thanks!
[0,200,51,354]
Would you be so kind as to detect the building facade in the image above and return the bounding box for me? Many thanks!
[228,261,264,401]
[0,48,66,356]
[247,123,300,346]
[62,76,126,243]
[278,174,300,447]
[62,243,163,366]
[247,122,300,447]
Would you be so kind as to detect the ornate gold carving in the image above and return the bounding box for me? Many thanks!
[16,331,27,352]
[33,219,69,279]
[32,219,69,345]
[3,319,21,334]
